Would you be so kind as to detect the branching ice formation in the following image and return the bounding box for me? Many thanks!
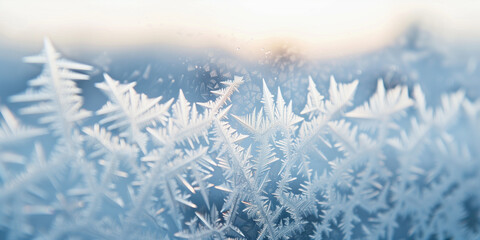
[0,39,479,240]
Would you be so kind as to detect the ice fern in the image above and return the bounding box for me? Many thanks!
[0,39,479,240]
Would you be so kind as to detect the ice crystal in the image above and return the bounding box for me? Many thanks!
[0,39,479,240]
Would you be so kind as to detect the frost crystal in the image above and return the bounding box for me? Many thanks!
[0,39,479,240]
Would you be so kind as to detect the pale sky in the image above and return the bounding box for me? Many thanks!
[1,0,479,59]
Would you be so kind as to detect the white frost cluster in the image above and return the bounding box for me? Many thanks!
[0,39,479,240]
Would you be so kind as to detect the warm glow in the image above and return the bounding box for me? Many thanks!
[1,0,480,59]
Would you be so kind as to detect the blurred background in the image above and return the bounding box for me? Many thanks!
[2,0,480,58]
[1,0,480,113]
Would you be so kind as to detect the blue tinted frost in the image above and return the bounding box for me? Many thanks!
[0,38,479,240]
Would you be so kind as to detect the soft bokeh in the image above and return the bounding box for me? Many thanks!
[1,0,480,59]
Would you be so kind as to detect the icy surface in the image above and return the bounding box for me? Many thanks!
[0,28,480,239]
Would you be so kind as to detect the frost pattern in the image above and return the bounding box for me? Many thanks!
[0,39,479,240]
